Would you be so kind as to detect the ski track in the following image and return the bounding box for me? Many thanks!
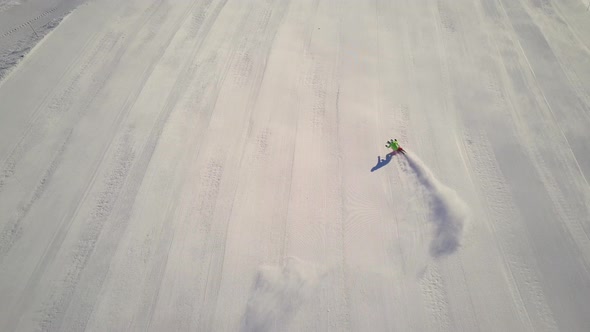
[1,0,590,331]
[397,2,463,330]
[0,30,123,261]
[2,1,194,330]
[54,1,236,331]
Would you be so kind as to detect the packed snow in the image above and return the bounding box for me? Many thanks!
[1,0,590,331]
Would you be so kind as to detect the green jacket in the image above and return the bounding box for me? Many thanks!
[387,140,400,150]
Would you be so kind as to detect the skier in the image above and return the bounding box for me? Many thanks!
[386,138,405,155]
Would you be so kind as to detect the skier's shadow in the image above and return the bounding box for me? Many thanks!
[371,152,394,172]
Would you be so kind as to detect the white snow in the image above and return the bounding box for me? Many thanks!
[1,0,590,331]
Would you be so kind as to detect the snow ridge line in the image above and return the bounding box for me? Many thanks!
[0,31,117,195]
[497,0,590,189]
[0,129,72,263]
[2,1,204,330]
[6,4,175,330]
[39,1,225,330]
[278,0,322,265]
[0,8,59,38]
[60,2,235,330]
[403,152,468,258]
[199,2,293,329]
[0,31,123,270]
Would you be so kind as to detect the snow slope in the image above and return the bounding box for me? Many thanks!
[1,0,590,331]
[0,0,86,80]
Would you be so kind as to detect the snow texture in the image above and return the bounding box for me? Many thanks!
[1,0,590,331]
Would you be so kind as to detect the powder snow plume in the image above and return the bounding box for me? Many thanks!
[241,257,321,332]
[403,152,469,258]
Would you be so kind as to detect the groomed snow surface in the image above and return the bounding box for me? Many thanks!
[1,0,590,331]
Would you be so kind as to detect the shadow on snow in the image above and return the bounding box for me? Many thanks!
[370,151,403,172]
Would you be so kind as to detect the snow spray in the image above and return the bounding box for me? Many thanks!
[403,153,469,257]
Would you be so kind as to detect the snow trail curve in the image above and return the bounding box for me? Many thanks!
[403,152,468,258]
